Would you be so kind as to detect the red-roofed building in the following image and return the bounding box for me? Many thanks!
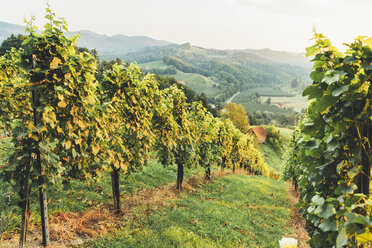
[250,126,267,143]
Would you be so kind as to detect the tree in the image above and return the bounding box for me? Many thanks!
[265,97,272,105]
[290,78,299,88]
[0,34,26,56]
[221,103,250,133]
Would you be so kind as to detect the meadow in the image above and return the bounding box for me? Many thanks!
[139,60,220,98]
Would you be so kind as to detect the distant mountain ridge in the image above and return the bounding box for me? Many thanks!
[0,21,25,41]
[0,21,172,56]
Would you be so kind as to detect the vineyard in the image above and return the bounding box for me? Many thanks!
[0,9,276,247]
[1,7,372,248]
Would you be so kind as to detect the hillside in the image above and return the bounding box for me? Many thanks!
[125,44,311,102]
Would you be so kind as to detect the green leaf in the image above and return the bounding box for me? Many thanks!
[353,215,372,226]
[314,95,337,113]
[365,37,372,48]
[306,44,320,57]
[315,204,336,219]
[312,195,325,205]
[319,219,337,232]
[303,85,323,99]
[72,148,78,158]
[332,85,349,97]
[347,166,363,179]
[310,70,324,82]
[335,183,357,195]
[336,228,348,248]
[322,70,346,85]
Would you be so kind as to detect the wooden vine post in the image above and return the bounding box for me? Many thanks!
[357,121,371,197]
[32,79,50,246]
[19,157,31,247]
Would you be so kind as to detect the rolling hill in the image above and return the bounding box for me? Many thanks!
[124,43,311,101]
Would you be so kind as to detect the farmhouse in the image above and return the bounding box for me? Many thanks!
[249,126,267,143]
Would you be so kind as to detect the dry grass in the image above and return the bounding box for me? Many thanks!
[0,171,224,248]
[1,205,116,248]
[287,183,310,248]
[0,170,284,248]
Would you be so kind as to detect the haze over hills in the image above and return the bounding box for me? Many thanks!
[0,21,172,55]
[0,21,25,41]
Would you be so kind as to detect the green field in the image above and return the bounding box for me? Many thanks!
[139,60,169,69]
[233,89,308,114]
[260,95,308,113]
[275,127,294,138]
[171,70,220,97]
[139,60,220,97]
[85,174,293,248]
[232,100,294,115]
[240,87,296,97]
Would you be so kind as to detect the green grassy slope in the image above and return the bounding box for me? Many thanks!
[139,60,220,97]
[260,95,308,113]
[85,174,292,248]
[260,143,283,174]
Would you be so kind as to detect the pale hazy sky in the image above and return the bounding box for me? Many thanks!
[1,0,372,52]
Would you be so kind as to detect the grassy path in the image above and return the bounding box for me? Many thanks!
[84,174,294,248]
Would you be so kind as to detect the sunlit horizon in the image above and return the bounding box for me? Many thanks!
[2,0,372,53]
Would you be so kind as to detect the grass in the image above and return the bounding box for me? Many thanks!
[139,60,168,69]
[0,160,205,238]
[276,127,294,138]
[139,60,220,98]
[259,143,283,175]
[84,174,292,248]
[172,70,220,97]
[233,100,295,115]
[260,95,308,113]
[238,87,296,97]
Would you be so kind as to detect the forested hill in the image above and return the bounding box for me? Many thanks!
[123,43,311,101]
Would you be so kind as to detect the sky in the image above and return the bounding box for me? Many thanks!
[1,0,372,53]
